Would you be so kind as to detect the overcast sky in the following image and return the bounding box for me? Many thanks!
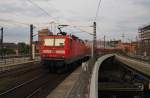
[0,0,150,43]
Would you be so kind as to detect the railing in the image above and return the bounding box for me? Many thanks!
[119,53,150,64]
[89,54,114,98]
[0,54,40,66]
[115,55,150,79]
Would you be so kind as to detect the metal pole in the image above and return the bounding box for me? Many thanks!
[1,27,3,59]
[104,35,105,49]
[32,44,35,60]
[92,22,96,58]
[30,24,33,60]
[1,27,3,44]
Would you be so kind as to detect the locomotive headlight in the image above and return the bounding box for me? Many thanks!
[56,50,65,54]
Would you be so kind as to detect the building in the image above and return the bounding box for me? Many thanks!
[38,29,53,41]
[109,40,138,54]
[117,42,137,54]
[109,40,122,48]
[0,43,17,50]
[0,43,18,55]
[139,25,150,56]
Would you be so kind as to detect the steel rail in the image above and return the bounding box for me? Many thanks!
[0,74,45,96]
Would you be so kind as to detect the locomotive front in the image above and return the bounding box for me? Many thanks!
[40,35,69,68]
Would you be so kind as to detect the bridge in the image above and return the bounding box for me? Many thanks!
[90,54,150,98]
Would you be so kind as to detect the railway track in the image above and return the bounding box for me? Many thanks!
[0,71,70,98]
[25,73,70,98]
[0,63,48,93]
[0,61,76,98]
[0,62,41,78]
[0,74,45,96]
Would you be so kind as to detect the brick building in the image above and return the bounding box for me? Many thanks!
[109,40,138,54]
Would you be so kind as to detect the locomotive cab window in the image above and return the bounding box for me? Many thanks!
[44,38,54,46]
[44,38,65,46]
[55,38,65,46]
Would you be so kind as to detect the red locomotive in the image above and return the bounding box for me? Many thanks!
[39,29,90,72]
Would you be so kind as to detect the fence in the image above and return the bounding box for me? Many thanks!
[120,53,150,64]
[0,54,40,66]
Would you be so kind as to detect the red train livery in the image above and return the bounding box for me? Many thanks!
[39,34,90,71]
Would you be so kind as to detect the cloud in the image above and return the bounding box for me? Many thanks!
[3,26,30,43]
[0,0,59,23]
[96,0,150,41]
[132,0,150,9]
[0,0,150,43]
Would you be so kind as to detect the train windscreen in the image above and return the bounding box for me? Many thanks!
[44,38,65,46]
[55,38,65,46]
[44,38,54,46]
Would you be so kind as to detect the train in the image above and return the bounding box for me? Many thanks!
[39,29,91,72]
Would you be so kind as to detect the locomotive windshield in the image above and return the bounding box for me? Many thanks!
[55,38,65,46]
[44,38,54,46]
[44,38,65,47]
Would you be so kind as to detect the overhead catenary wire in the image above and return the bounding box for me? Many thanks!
[27,0,53,19]
[95,0,102,21]
[26,0,61,31]
[71,26,93,35]
[0,19,30,26]
[27,0,95,31]
[61,27,92,41]
[27,0,51,17]
[1,0,99,34]
[1,0,56,27]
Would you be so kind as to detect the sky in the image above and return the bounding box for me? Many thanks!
[0,0,150,43]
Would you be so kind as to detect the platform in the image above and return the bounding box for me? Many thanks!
[115,55,150,79]
[46,66,82,98]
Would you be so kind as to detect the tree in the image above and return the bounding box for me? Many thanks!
[0,48,15,55]
[18,42,30,54]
